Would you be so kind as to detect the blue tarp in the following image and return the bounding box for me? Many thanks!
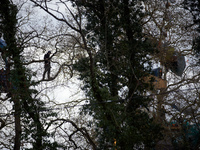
[170,120,200,148]
[151,68,162,78]
[0,39,7,49]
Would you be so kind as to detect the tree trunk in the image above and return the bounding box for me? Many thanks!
[13,99,21,150]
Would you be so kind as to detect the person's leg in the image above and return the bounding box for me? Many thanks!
[43,65,48,79]
[47,65,51,79]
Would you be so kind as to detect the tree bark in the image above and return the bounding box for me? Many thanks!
[13,99,21,150]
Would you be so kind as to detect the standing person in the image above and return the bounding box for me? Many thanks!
[43,51,51,80]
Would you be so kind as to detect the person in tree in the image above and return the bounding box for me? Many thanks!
[43,51,51,80]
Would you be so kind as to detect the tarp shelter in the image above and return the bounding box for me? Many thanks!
[151,67,162,78]
[142,67,167,90]
[168,52,186,77]
[159,43,186,77]
[143,75,167,90]
[0,38,7,49]
[170,120,200,149]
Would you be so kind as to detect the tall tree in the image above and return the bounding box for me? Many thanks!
[73,0,162,149]
[0,1,22,149]
[0,0,58,149]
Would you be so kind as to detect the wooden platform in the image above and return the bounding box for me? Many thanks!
[143,75,167,90]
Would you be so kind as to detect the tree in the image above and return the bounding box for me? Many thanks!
[28,0,164,149]
[72,0,163,149]
[0,1,59,149]
[73,0,200,149]
[142,0,200,149]
[1,0,200,149]
[0,0,101,149]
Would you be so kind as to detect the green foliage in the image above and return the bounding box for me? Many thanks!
[73,0,163,149]
[0,1,59,149]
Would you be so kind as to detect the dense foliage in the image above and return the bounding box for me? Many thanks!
[1,0,200,149]
[73,0,163,149]
[0,0,58,149]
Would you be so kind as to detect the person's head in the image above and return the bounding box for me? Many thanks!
[48,51,51,54]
